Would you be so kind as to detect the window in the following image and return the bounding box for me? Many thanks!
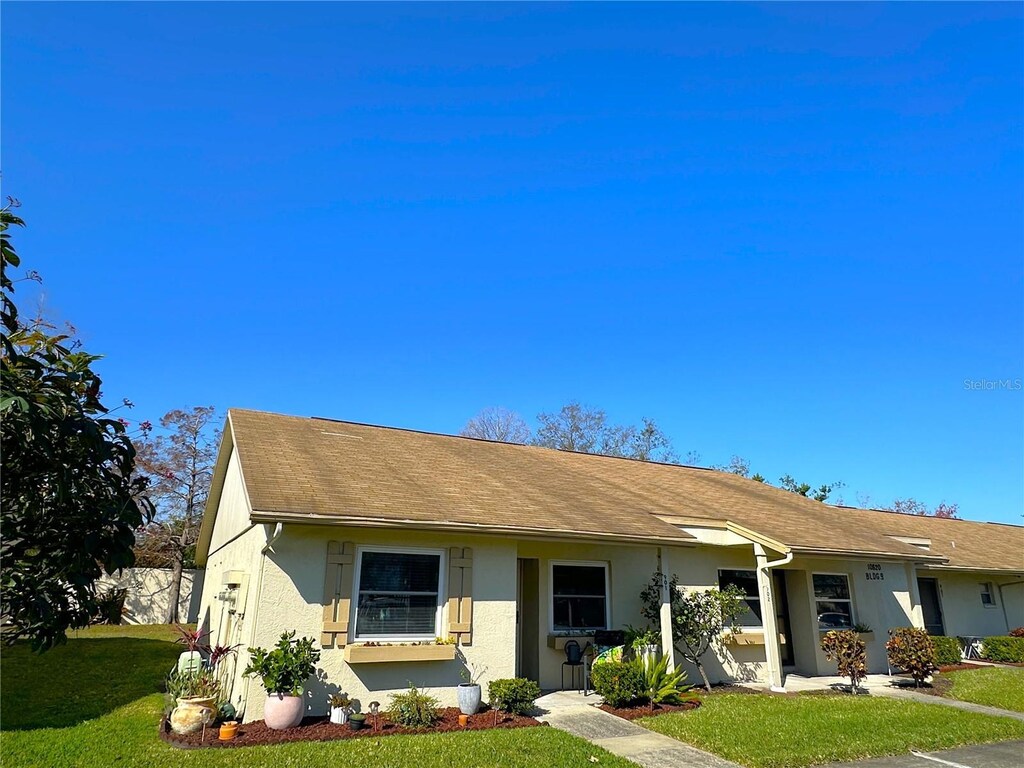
[353,548,443,640]
[813,573,854,630]
[551,562,609,632]
[980,582,996,607]
[718,569,762,628]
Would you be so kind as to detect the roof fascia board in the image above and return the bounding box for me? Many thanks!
[792,546,947,563]
[194,414,237,567]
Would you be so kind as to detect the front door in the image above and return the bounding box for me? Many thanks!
[773,570,795,666]
[918,577,945,635]
[516,558,540,682]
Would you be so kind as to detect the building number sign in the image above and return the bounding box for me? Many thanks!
[865,563,884,581]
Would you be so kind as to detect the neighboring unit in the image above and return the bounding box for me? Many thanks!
[196,409,1024,721]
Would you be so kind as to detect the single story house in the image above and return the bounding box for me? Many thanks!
[196,409,1024,721]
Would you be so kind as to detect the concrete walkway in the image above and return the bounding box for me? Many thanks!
[774,675,1024,723]
[535,690,742,768]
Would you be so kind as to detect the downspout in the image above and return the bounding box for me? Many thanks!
[754,544,794,692]
[997,579,1024,633]
[239,523,285,720]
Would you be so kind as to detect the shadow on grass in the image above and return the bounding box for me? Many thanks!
[1,636,180,730]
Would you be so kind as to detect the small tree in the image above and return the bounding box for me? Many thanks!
[460,406,531,443]
[821,630,867,692]
[886,627,936,687]
[640,572,747,692]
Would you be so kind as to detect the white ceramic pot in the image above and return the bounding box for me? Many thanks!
[264,693,304,730]
[329,706,348,725]
[457,683,481,715]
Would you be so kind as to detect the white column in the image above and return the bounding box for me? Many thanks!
[754,544,785,691]
[906,563,924,629]
[657,547,675,671]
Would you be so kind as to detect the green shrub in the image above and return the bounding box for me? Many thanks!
[886,627,936,686]
[387,683,440,727]
[165,667,220,700]
[982,636,1024,663]
[634,655,693,707]
[591,661,645,707]
[487,677,541,715]
[821,630,867,692]
[932,636,962,667]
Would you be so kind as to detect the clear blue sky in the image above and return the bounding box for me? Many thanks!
[3,3,1022,523]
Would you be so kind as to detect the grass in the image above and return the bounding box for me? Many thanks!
[940,667,1024,713]
[638,692,1024,768]
[0,624,636,768]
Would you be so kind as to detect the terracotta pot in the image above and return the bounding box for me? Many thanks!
[170,696,217,735]
[263,693,305,730]
[219,721,238,741]
[458,713,469,727]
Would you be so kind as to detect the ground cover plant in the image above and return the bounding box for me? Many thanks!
[638,691,1024,768]
[0,625,635,768]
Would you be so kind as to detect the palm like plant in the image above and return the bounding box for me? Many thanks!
[634,654,694,712]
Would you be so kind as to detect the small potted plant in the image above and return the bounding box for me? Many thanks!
[328,693,350,725]
[174,624,211,674]
[347,711,366,731]
[626,626,661,663]
[243,631,321,730]
[458,662,486,715]
[166,666,221,735]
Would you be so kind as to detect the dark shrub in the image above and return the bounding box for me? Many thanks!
[591,661,646,707]
[1008,627,1024,638]
[821,630,867,692]
[488,678,541,715]
[887,627,936,686]
[388,683,440,727]
[982,636,1024,663]
[932,636,962,667]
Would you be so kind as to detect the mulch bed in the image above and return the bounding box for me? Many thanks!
[160,707,543,749]
[599,700,700,720]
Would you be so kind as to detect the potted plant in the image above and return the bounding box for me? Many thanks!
[458,663,486,715]
[243,631,320,730]
[328,693,350,725]
[347,712,366,731]
[625,625,661,663]
[174,624,211,674]
[166,666,221,735]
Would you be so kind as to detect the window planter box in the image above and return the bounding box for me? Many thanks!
[343,644,457,664]
[547,633,594,651]
[723,631,787,646]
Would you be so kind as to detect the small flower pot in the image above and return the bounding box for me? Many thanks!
[457,683,482,715]
[458,713,469,727]
[348,714,366,731]
[329,706,348,725]
[219,721,238,741]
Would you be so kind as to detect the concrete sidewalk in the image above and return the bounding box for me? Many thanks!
[535,690,742,768]
[823,740,1024,767]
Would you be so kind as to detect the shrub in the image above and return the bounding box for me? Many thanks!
[932,636,962,667]
[243,631,320,695]
[488,677,541,715]
[387,684,440,727]
[634,655,693,709]
[591,660,646,707]
[1008,627,1024,639]
[821,630,867,692]
[982,636,1024,663]
[886,627,936,686]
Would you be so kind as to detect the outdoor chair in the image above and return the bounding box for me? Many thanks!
[561,640,586,692]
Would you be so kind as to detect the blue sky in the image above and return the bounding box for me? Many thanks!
[3,3,1022,523]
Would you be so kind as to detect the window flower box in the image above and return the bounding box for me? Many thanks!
[343,644,457,664]
[722,630,787,646]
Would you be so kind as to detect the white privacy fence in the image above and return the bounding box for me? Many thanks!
[97,567,205,625]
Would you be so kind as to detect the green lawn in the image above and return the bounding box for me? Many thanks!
[940,667,1024,713]
[638,693,1024,768]
[1,625,636,768]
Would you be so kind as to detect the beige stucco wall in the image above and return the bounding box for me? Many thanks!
[97,567,204,624]
[922,570,1022,638]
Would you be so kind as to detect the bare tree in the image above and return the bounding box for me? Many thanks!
[630,418,679,463]
[714,455,751,477]
[460,407,531,443]
[533,402,609,453]
[885,498,959,519]
[136,406,219,623]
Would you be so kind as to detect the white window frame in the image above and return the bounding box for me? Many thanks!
[718,568,763,630]
[549,560,611,633]
[351,545,447,643]
[812,572,856,630]
[980,582,996,608]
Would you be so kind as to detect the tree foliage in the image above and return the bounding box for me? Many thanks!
[459,406,530,443]
[1,201,152,651]
[639,572,747,691]
[135,406,219,622]
[885,627,936,686]
[885,498,959,519]
[779,474,843,503]
[533,402,685,463]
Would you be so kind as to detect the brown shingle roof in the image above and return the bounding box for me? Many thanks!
[221,409,1023,569]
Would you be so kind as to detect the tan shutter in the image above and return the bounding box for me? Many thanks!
[447,547,473,646]
[321,540,355,648]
